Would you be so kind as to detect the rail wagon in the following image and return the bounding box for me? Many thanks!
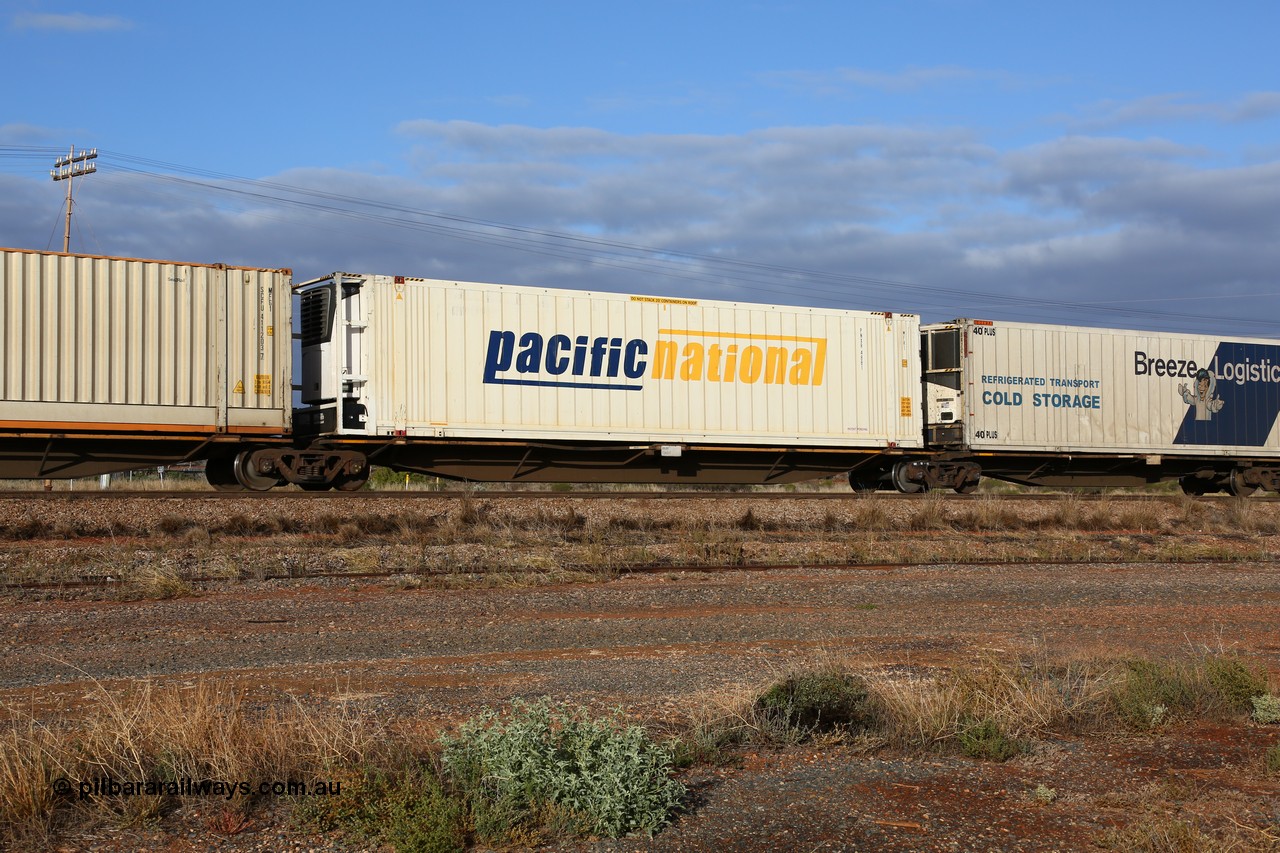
[6,248,1279,495]
[0,247,291,482]
[902,319,1280,495]
[283,272,924,487]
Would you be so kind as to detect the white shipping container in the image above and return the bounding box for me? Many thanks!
[0,248,291,434]
[300,274,922,449]
[924,319,1280,457]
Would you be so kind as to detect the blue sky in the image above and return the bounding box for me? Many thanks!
[2,0,1278,335]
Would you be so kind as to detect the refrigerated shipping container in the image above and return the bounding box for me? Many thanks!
[296,273,922,483]
[924,318,1280,457]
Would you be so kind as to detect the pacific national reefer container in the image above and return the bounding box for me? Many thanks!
[0,247,292,478]
[295,272,922,484]
[921,318,1280,493]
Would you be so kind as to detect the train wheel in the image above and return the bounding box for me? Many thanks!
[233,450,281,492]
[204,455,244,492]
[891,461,925,494]
[1226,469,1258,498]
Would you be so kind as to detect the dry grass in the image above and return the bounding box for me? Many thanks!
[674,649,1276,761]
[2,647,1276,846]
[119,565,195,600]
[0,679,403,838]
[0,713,65,839]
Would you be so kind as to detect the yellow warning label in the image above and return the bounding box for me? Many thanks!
[266,325,274,337]
[232,380,244,394]
[631,295,698,306]
[900,397,912,417]
[254,375,272,394]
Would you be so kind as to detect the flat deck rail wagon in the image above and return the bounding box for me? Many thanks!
[0,247,292,483]
[291,272,923,486]
[913,318,1280,495]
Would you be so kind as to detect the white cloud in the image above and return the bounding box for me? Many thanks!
[761,64,1021,96]
[10,12,133,32]
[1067,92,1280,130]
[3,119,1278,336]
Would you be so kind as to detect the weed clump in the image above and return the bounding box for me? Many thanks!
[1251,694,1280,725]
[753,670,877,737]
[1108,660,1194,731]
[957,717,1024,761]
[1265,744,1280,774]
[440,699,684,843]
[300,767,464,853]
[1201,656,1269,712]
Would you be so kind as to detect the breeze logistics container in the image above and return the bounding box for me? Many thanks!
[917,318,1280,494]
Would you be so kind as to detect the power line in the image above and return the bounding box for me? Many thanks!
[3,145,1277,333]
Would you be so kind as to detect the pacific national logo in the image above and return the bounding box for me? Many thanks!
[484,329,827,390]
[650,329,827,386]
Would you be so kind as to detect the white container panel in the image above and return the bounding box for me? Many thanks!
[0,248,290,434]
[933,319,1280,457]
[338,275,921,449]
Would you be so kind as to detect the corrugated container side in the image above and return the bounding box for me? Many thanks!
[342,276,921,449]
[0,248,291,433]
[935,319,1280,457]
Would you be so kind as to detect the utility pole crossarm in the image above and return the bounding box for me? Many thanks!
[50,146,97,253]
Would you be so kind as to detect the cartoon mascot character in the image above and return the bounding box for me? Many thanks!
[1178,368,1224,421]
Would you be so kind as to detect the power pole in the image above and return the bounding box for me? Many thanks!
[47,147,99,492]
[50,146,97,252]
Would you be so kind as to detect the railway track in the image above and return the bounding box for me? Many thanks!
[5,554,1276,592]
[2,488,1275,501]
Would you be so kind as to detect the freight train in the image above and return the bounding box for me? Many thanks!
[4,246,1278,496]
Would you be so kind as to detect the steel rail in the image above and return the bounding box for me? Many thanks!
[1,489,1273,502]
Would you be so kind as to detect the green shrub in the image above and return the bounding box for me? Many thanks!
[440,699,684,843]
[754,670,877,738]
[1251,694,1280,725]
[1265,744,1280,775]
[1109,660,1194,730]
[1202,656,1269,712]
[957,717,1023,762]
[300,768,464,853]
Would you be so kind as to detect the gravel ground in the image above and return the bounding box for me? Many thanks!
[1,493,1278,851]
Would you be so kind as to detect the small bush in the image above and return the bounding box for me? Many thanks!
[1250,694,1280,725]
[156,516,194,535]
[440,699,684,843]
[754,671,877,737]
[123,565,194,600]
[1265,744,1280,774]
[300,768,464,853]
[1109,660,1194,731]
[957,717,1024,762]
[1032,784,1057,804]
[1202,656,1269,712]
